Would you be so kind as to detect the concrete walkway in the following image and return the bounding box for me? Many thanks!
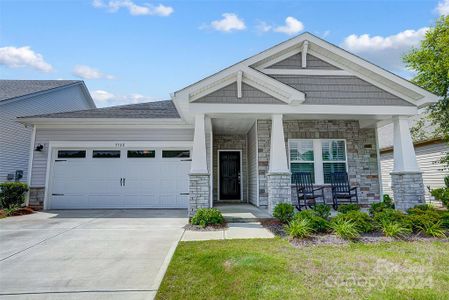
[181,222,274,241]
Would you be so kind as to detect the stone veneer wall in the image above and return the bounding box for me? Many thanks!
[213,135,247,202]
[257,120,381,207]
[189,174,210,217]
[391,172,425,211]
[267,173,292,214]
[29,187,45,209]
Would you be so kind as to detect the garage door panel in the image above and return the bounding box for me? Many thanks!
[49,147,191,209]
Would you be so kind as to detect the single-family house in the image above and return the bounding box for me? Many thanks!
[18,33,439,214]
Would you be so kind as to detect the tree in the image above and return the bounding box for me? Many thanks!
[403,16,449,166]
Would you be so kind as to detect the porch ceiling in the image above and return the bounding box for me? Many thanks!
[212,118,256,134]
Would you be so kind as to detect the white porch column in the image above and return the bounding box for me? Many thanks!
[392,116,419,172]
[191,113,208,174]
[390,116,424,211]
[269,114,289,173]
[189,113,210,216]
[267,114,291,214]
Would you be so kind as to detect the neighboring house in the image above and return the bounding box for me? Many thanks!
[18,33,438,214]
[378,114,449,202]
[0,80,95,189]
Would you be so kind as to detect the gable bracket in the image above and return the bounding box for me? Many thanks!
[301,40,309,68]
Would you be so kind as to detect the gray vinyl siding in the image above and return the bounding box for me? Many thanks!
[380,141,449,202]
[0,85,93,183]
[271,75,413,106]
[267,53,341,70]
[247,122,258,206]
[195,82,285,104]
[31,127,194,187]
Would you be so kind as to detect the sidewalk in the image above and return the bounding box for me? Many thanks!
[181,222,275,241]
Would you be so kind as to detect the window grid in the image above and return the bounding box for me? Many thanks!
[288,139,347,185]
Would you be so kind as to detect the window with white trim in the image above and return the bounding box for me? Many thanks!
[289,139,347,184]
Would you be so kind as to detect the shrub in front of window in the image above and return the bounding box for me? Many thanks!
[332,210,374,233]
[273,203,295,224]
[286,218,314,239]
[191,208,224,228]
[336,203,360,214]
[369,195,395,216]
[294,210,330,233]
[0,182,28,209]
[330,219,360,240]
[312,204,331,220]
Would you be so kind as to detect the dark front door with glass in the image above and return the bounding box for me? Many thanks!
[219,151,241,200]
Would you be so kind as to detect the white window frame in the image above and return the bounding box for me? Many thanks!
[288,139,348,184]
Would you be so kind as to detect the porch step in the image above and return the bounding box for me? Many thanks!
[215,203,274,223]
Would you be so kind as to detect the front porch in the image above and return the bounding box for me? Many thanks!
[188,114,426,217]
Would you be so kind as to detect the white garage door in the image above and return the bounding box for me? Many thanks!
[49,148,191,209]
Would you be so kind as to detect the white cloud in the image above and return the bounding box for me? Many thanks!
[255,21,272,33]
[0,46,53,72]
[92,0,173,16]
[437,0,449,15]
[72,65,115,80]
[273,17,304,35]
[340,27,428,75]
[91,89,159,107]
[210,13,246,32]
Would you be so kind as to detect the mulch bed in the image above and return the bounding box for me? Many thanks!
[262,221,449,248]
[184,223,228,231]
[0,207,35,218]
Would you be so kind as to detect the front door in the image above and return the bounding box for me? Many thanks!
[219,151,241,200]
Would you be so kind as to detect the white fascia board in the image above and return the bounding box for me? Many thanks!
[189,103,418,116]
[49,141,193,148]
[262,69,351,76]
[243,67,305,104]
[18,118,189,127]
[188,67,305,105]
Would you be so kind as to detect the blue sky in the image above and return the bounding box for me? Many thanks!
[1,0,447,107]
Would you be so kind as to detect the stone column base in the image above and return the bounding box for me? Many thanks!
[29,187,45,210]
[267,172,291,215]
[391,171,425,211]
[188,173,210,217]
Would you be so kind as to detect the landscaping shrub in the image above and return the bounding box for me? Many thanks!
[407,204,436,214]
[336,204,360,214]
[373,209,412,230]
[273,203,295,224]
[285,219,314,238]
[369,195,395,216]
[380,222,412,238]
[332,211,374,233]
[312,204,331,220]
[191,208,224,228]
[0,182,28,209]
[407,210,442,232]
[294,210,330,233]
[430,187,449,208]
[440,212,449,229]
[418,221,447,238]
[330,219,360,240]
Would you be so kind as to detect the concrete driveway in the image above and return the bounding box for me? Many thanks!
[0,210,187,299]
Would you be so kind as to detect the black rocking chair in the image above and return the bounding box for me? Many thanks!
[292,172,325,211]
[330,172,358,210]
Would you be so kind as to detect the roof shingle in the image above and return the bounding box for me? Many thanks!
[19,100,180,119]
[0,80,81,102]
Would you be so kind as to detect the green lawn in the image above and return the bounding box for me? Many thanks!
[157,239,449,300]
